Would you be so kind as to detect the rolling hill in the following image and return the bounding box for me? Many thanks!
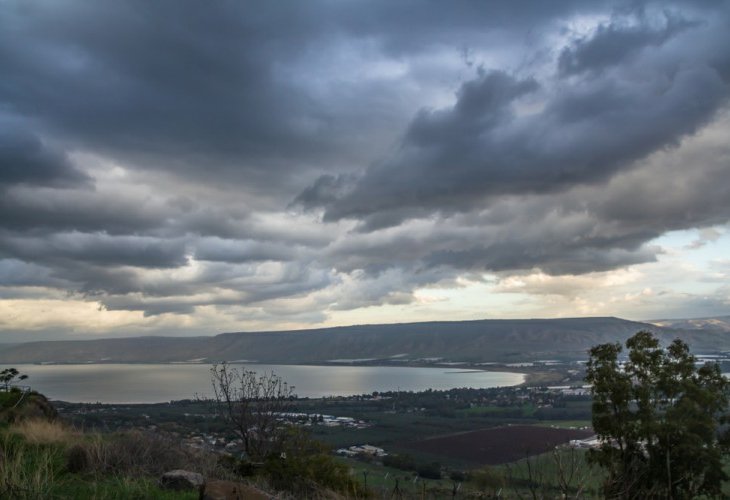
[0,316,728,365]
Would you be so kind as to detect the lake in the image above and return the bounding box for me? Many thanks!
[4,364,524,403]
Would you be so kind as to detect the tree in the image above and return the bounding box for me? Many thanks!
[0,368,28,391]
[586,330,729,499]
[209,363,295,460]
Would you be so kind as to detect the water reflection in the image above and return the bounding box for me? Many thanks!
[2,364,525,403]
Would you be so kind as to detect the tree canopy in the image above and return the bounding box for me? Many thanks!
[586,330,729,499]
[0,368,28,391]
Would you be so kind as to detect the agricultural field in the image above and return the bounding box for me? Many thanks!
[57,384,596,469]
[402,425,594,465]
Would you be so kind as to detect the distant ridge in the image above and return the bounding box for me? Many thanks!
[0,316,727,365]
[649,316,730,333]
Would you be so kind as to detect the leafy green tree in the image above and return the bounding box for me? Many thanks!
[586,331,729,499]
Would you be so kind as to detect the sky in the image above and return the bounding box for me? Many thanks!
[1,0,729,342]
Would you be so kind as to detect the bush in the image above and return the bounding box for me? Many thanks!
[65,444,89,474]
[470,466,505,494]
[382,453,416,471]
[449,470,466,482]
[0,388,23,410]
[217,455,260,477]
[1,393,57,424]
[263,453,368,498]
[416,462,441,480]
[251,428,369,497]
[81,430,219,478]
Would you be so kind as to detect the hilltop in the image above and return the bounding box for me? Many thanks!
[0,316,727,365]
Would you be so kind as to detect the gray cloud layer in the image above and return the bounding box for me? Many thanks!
[315,14,729,228]
[0,129,89,188]
[1,0,729,330]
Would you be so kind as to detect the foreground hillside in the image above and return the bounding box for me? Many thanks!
[0,317,727,365]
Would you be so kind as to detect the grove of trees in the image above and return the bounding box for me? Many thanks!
[586,330,729,499]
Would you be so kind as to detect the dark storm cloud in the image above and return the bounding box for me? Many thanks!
[316,16,730,229]
[320,111,730,279]
[323,197,662,278]
[0,128,89,188]
[0,187,167,234]
[318,0,604,59]
[0,1,327,178]
[1,0,729,324]
[0,259,67,288]
[193,238,299,264]
[557,10,698,76]
[0,0,455,187]
[590,142,730,235]
[101,296,198,317]
[0,233,187,269]
[93,261,333,316]
[291,174,358,211]
[0,0,615,189]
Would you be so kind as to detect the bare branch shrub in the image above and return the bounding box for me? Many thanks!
[504,450,550,500]
[209,363,296,460]
[552,445,598,499]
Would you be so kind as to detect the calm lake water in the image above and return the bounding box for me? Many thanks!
[4,364,524,403]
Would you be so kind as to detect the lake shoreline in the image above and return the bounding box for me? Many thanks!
[17,360,576,387]
[2,363,527,404]
[11,360,572,389]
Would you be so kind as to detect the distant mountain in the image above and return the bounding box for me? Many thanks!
[0,317,727,365]
[649,316,730,333]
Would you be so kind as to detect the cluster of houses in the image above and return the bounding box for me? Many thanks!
[568,436,601,449]
[546,385,591,396]
[178,412,370,455]
[336,444,387,458]
[184,433,245,454]
[279,412,370,429]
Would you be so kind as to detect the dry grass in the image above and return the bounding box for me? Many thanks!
[0,433,56,499]
[80,430,222,478]
[11,418,76,445]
